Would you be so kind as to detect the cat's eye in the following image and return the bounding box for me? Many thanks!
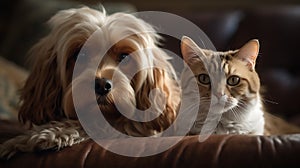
[118,53,131,63]
[227,75,240,86]
[197,74,210,85]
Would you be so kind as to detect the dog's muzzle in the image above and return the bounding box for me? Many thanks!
[95,78,112,96]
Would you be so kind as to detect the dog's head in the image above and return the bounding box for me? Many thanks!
[19,7,181,136]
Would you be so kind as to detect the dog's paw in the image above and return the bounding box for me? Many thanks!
[0,135,33,159]
[0,121,88,159]
[0,145,16,160]
[33,127,88,151]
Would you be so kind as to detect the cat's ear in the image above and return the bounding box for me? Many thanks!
[236,39,259,71]
[181,36,205,65]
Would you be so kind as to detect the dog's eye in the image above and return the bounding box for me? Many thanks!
[118,53,130,63]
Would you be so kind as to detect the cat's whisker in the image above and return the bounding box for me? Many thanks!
[236,102,247,110]
[231,107,247,122]
[230,108,240,121]
[237,100,249,110]
[199,97,211,104]
[260,98,278,105]
[200,96,210,100]
[199,39,207,50]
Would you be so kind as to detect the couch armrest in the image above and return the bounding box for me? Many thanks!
[1,120,299,168]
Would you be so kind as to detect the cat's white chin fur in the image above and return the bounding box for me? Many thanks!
[217,95,265,135]
[190,95,265,135]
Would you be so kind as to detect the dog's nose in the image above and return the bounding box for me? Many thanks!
[95,78,112,96]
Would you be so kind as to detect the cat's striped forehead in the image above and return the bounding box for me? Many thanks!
[219,51,238,62]
[220,50,239,74]
[203,50,239,73]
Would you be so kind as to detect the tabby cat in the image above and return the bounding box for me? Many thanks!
[181,36,265,135]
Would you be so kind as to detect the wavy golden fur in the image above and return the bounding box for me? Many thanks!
[0,6,181,158]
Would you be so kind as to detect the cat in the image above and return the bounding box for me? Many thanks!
[180,36,265,135]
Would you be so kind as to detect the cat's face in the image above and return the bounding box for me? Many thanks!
[181,36,260,114]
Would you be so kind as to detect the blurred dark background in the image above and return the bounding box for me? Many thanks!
[1,0,300,125]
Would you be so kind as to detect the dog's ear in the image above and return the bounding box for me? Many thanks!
[18,7,105,125]
[18,36,66,125]
[18,9,78,125]
[134,49,181,132]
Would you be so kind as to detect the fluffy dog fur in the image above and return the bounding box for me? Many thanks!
[0,6,181,159]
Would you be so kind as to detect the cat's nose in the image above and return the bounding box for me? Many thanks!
[211,93,227,106]
[215,92,225,99]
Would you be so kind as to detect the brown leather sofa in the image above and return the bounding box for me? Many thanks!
[1,1,300,167]
[0,120,300,167]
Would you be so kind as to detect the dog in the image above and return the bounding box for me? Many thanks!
[0,6,181,159]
